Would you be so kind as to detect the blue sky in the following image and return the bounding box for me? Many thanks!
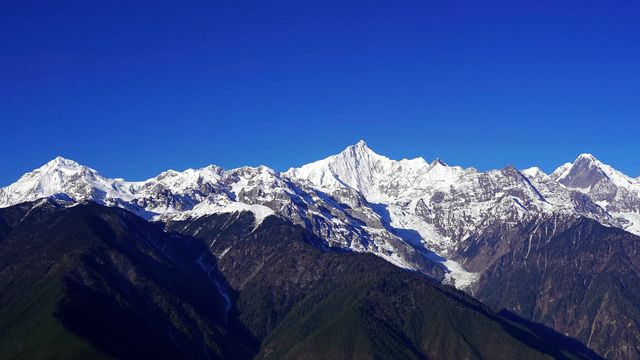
[1,0,639,185]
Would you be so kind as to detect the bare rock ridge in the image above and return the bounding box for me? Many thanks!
[2,141,639,358]
[1,142,639,290]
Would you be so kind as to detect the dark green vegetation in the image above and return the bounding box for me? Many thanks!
[169,212,602,360]
[0,201,251,359]
[0,201,601,359]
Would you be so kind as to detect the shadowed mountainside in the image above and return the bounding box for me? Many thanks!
[168,212,603,360]
[0,201,251,359]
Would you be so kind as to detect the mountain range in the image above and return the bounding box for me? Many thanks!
[1,141,639,359]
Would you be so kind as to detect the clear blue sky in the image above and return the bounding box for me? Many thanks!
[1,0,639,185]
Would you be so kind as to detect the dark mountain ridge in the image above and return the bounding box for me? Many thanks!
[472,216,640,359]
[0,200,251,359]
[0,201,602,359]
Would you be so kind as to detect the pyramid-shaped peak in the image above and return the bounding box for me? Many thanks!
[345,140,373,152]
[575,153,601,163]
[51,155,75,164]
[570,153,610,172]
[553,153,611,189]
[339,140,384,159]
[43,156,83,170]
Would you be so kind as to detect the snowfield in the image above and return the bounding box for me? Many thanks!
[2,141,639,290]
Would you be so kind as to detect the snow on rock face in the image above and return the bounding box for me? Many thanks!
[286,145,638,287]
[0,154,442,282]
[285,140,402,199]
[552,153,640,193]
[2,144,639,291]
[553,154,610,189]
[0,157,137,208]
[550,153,640,235]
[178,199,276,227]
[285,140,450,202]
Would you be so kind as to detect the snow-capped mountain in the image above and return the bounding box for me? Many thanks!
[0,156,134,207]
[1,142,638,290]
[551,153,640,234]
[287,142,622,249]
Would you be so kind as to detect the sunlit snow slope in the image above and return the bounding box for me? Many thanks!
[2,141,638,290]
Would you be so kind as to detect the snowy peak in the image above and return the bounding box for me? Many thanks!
[285,141,435,201]
[285,141,388,191]
[547,153,640,234]
[552,154,608,189]
[0,156,108,208]
[35,156,92,178]
[46,155,83,169]
[521,167,547,179]
[331,140,393,182]
[2,142,640,290]
[576,153,598,161]
[552,153,637,191]
[352,139,371,150]
[573,153,606,172]
[336,140,391,169]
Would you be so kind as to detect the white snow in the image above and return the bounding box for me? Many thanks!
[551,162,574,181]
[440,258,481,290]
[2,144,640,292]
[521,167,546,178]
[284,140,464,202]
[177,200,276,227]
[615,212,640,236]
[213,202,276,225]
[553,153,640,193]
